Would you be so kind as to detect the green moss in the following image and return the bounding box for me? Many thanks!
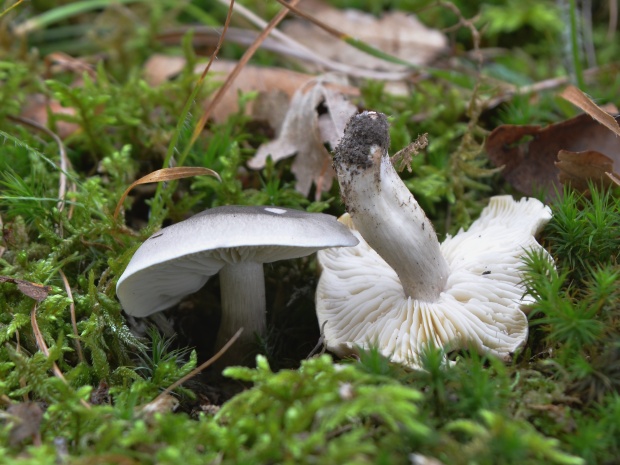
[1,1,619,463]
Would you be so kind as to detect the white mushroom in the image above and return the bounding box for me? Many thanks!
[117,205,358,365]
[316,111,553,368]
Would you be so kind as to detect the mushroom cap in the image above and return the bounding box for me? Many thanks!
[316,196,553,368]
[117,205,358,317]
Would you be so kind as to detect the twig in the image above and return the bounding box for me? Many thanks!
[189,0,300,147]
[272,0,421,69]
[484,66,603,109]
[151,0,234,215]
[307,321,328,359]
[30,304,91,409]
[58,269,84,363]
[213,1,415,80]
[391,133,429,173]
[14,329,29,402]
[152,328,244,403]
[437,0,482,68]
[0,0,25,19]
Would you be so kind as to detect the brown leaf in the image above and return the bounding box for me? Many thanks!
[21,94,80,140]
[6,402,43,446]
[559,86,620,137]
[282,0,447,72]
[114,167,221,220]
[252,90,291,134]
[143,55,356,124]
[143,55,187,86]
[556,150,617,192]
[0,276,51,301]
[248,78,358,199]
[486,113,620,199]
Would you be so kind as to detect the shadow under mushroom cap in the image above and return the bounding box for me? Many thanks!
[117,205,358,318]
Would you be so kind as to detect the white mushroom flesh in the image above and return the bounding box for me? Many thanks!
[318,111,553,368]
[333,112,449,301]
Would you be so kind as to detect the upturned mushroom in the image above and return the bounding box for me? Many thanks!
[117,205,358,365]
[316,111,553,368]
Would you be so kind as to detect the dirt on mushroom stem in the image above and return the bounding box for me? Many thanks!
[333,111,449,302]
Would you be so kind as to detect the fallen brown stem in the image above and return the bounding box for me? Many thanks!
[214,0,413,80]
[58,269,84,363]
[190,0,301,146]
[153,327,244,403]
[30,303,91,409]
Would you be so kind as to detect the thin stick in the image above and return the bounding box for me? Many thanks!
[484,66,602,109]
[153,327,244,402]
[15,329,29,402]
[167,0,234,168]
[151,0,234,217]
[0,0,25,19]
[212,0,414,80]
[189,0,301,148]
[30,304,91,409]
[58,269,84,363]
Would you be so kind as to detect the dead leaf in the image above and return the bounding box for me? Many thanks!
[282,0,447,72]
[114,167,221,219]
[248,78,358,199]
[0,276,51,301]
[21,94,80,140]
[559,86,620,137]
[252,90,291,134]
[486,112,620,199]
[556,150,617,192]
[143,55,356,123]
[143,55,187,86]
[5,402,43,446]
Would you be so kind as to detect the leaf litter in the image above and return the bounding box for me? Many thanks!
[486,89,620,199]
[248,77,358,199]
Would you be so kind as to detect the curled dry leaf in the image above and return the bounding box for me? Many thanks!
[486,112,620,200]
[114,167,221,220]
[0,276,51,301]
[282,0,447,72]
[248,78,358,199]
[559,85,620,137]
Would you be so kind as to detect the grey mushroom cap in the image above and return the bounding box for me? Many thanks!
[116,205,359,317]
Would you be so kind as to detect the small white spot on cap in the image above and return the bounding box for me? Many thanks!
[265,207,287,215]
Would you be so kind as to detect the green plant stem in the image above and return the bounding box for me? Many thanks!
[13,0,216,35]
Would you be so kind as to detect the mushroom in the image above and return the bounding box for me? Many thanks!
[316,111,553,368]
[117,205,358,365]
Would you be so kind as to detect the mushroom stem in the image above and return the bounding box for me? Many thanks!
[215,261,266,363]
[334,111,449,302]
